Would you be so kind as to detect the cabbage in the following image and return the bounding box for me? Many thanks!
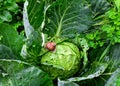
[40,42,81,79]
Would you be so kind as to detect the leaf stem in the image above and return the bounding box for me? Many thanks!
[55,21,62,37]
[101,72,113,76]
[99,42,111,62]
[55,4,70,37]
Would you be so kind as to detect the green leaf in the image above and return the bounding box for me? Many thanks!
[67,62,108,82]
[26,0,53,30]
[83,44,120,86]
[0,23,24,57]
[0,59,53,86]
[105,68,120,86]
[44,0,93,38]
[23,0,34,38]
[114,0,120,11]
[88,0,110,15]
[6,2,19,13]
[21,1,43,60]
[27,0,44,30]
[22,0,44,47]
[105,9,117,19]
[21,31,42,61]
[0,44,16,59]
[108,44,120,71]
[0,11,12,22]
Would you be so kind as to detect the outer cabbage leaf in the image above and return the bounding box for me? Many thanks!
[27,0,44,30]
[44,0,93,38]
[0,45,16,59]
[26,0,54,30]
[21,0,43,61]
[78,43,120,86]
[57,62,108,86]
[105,68,120,86]
[67,62,108,82]
[0,59,53,86]
[88,0,110,15]
[104,44,120,86]
[84,0,110,30]
[0,23,24,57]
[108,44,120,71]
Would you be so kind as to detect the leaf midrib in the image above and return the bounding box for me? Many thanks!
[55,2,72,37]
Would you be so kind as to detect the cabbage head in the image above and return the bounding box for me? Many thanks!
[40,42,81,79]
